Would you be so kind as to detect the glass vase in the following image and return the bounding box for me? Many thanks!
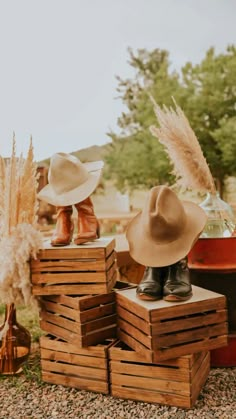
[199,192,235,238]
[0,304,31,374]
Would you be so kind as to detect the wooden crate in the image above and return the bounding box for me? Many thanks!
[39,281,134,346]
[40,335,114,394]
[109,341,210,409]
[116,285,228,361]
[31,238,117,295]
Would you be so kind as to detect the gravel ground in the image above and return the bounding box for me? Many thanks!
[0,352,236,419]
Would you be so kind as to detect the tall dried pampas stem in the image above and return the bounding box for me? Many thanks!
[0,135,42,306]
[150,97,216,193]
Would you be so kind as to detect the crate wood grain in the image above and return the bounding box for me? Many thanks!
[40,292,117,346]
[40,335,115,393]
[34,237,116,260]
[39,281,135,347]
[116,285,228,362]
[109,341,210,409]
[31,238,117,296]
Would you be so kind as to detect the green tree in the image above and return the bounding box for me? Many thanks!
[105,48,182,191]
[181,45,236,194]
[106,46,236,194]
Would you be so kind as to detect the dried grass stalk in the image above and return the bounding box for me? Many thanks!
[150,97,216,193]
[0,156,6,234]
[0,135,42,306]
[18,137,39,226]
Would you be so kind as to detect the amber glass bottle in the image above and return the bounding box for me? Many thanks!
[0,304,31,374]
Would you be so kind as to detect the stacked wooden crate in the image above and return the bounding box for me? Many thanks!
[31,237,119,394]
[31,238,228,408]
[109,341,210,409]
[111,285,228,408]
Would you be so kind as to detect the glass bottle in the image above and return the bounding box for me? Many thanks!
[0,304,31,374]
[199,192,235,238]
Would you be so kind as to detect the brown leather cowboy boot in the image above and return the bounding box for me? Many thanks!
[74,197,100,245]
[51,206,74,246]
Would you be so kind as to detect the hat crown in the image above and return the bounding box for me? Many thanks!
[142,186,187,243]
[48,153,89,195]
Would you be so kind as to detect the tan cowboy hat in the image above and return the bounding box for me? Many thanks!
[37,152,104,206]
[126,185,207,267]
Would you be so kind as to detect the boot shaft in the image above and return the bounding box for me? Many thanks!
[51,205,74,246]
[74,197,95,216]
[74,197,100,244]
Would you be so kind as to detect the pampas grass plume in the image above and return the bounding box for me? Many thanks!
[0,135,42,305]
[150,97,216,193]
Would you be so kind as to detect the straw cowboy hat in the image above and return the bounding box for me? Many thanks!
[38,152,104,206]
[126,185,207,267]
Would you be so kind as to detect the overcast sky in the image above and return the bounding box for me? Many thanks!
[0,0,235,161]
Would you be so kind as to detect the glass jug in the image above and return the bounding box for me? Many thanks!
[199,192,235,238]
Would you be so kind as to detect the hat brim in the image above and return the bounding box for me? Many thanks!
[83,161,104,172]
[126,201,207,267]
[38,168,102,206]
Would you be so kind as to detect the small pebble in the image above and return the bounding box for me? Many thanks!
[0,359,235,418]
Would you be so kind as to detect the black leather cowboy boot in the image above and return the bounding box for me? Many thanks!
[163,258,192,302]
[136,267,168,301]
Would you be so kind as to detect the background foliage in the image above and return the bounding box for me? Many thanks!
[105,45,236,195]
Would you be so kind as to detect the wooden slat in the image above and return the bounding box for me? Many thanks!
[153,322,228,349]
[191,352,210,404]
[118,318,152,349]
[153,335,228,362]
[41,300,80,321]
[42,294,85,310]
[109,345,210,408]
[40,310,80,334]
[32,271,108,285]
[108,271,117,291]
[117,330,152,362]
[42,371,109,394]
[116,292,150,322]
[111,373,190,395]
[41,297,116,323]
[115,286,226,322]
[33,282,113,296]
[78,292,115,311]
[106,251,116,271]
[190,351,209,381]
[40,320,82,345]
[105,238,116,258]
[116,305,150,335]
[118,328,226,363]
[41,359,107,380]
[152,310,227,334]
[81,314,117,334]
[151,297,227,322]
[111,385,191,409]
[34,237,115,260]
[79,302,116,323]
[41,348,107,368]
[31,250,116,273]
[40,335,109,357]
[35,261,115,284]
[82,326,117,347]
[33,262,117,285]
[108,341,195,368]
[110,361,190,382]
